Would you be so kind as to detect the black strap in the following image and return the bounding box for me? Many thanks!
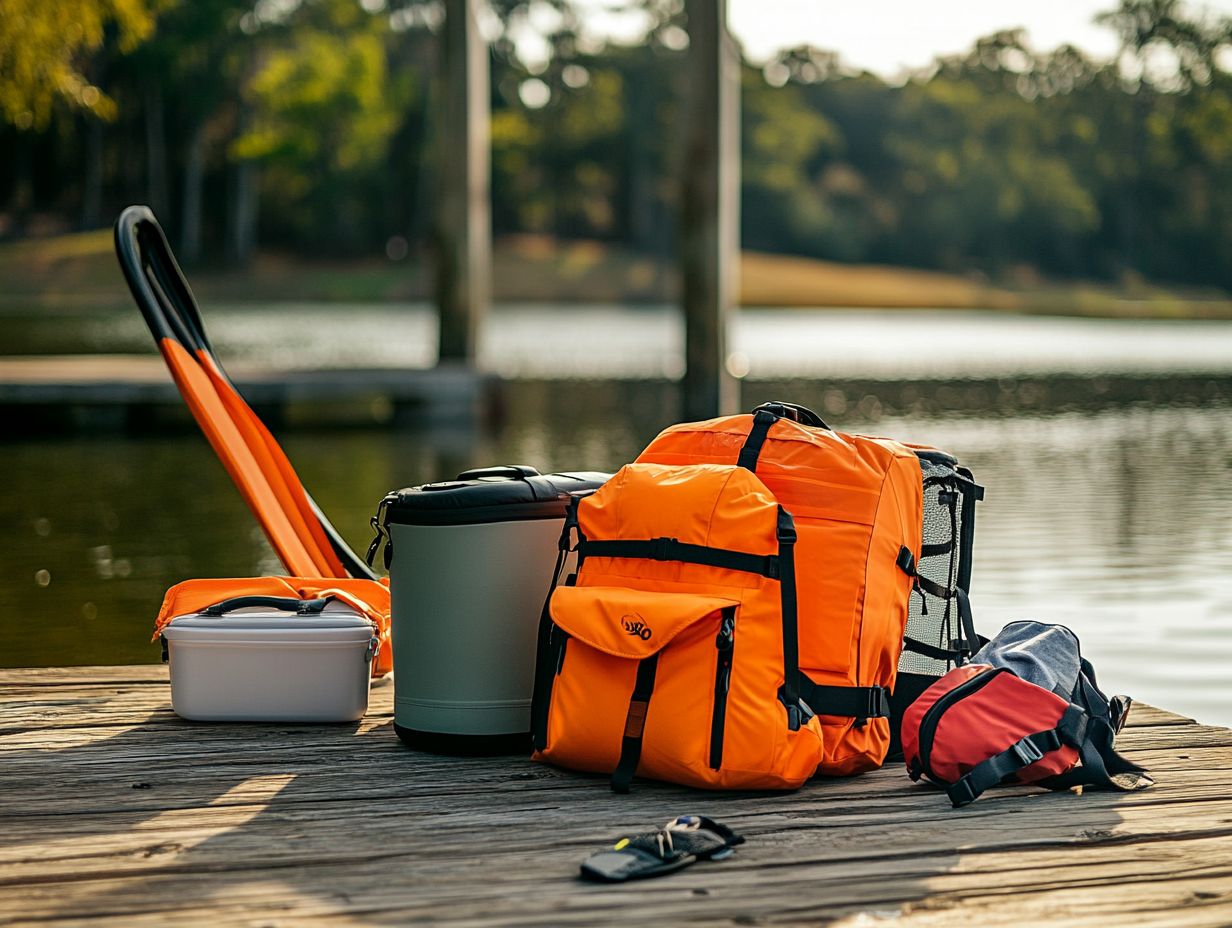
[904,577,980,662]
[1036,710,1152,793]
[775,509,803,727]
[940,490,960,657]
[955,471,981,591]
[1039,680,1153,788]
[737,409,779,471]
[921,539,955,557]
[947,703,1150,806]
[947,726,1064,807]
[953,587,979,664]
[914,574,950,599]
[797,680,891,720]
[611,654,661,793]
[578,538,781,579]
[901,635,965,663]
[531,507,578,750]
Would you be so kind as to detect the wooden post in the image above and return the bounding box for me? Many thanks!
[680,0,739,420]
[434,0,491,364]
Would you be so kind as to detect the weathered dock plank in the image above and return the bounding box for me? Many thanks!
[1,666,1228,927]
[0,355,498,429]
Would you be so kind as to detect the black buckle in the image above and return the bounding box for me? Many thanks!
[754,408,780,425]
[776,509,797,544]
[948,777,978,808]
[896,545,916,576]
[1010,736,1045,767]
[949,637,977,656]
[862,685,891,719]
[650,537,676,561]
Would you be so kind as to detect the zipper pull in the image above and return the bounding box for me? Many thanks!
[914,578,928,615]
[715,612,735,650]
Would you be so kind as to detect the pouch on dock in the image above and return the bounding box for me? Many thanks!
[901,620,1152,807]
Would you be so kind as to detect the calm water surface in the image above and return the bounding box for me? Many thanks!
[2,307,1230,726]
[7,303,1232,379]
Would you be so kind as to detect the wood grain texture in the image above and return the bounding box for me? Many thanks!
[1,666,1227,927]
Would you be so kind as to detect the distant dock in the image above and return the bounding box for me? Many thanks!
[2,664,1227,926]
[0,355,500,431]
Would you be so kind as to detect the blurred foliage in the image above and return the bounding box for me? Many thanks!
[0,0,166,128]
[4,0,1232,290]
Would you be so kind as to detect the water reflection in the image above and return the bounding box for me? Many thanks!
[6,304,1232,379]
[2,377,1229,727]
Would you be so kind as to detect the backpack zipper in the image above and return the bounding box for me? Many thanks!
[709,608,737,770]
[915,666,1003,781]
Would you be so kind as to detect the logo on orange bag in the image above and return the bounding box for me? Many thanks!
[621,614,652,640]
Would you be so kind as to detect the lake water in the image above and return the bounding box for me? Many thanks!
[3,305,1231,727]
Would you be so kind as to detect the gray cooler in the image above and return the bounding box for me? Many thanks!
[370,465,609,753]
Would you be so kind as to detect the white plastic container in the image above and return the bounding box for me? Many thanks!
[161,596,379,722]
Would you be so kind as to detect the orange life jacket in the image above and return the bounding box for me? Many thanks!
[635,402,924,775]
[531,462,827,791]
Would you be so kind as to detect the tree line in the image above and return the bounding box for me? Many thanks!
[2,0,1232,291]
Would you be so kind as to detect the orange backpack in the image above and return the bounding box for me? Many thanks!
[635,402,924,774]
[531,462,827,791]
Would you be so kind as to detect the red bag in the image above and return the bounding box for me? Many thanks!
[901,622,1151,807]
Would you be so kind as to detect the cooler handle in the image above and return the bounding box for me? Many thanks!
[200,596,333,617]
[455,465,541,481]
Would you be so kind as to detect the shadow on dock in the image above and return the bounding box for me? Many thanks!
[5,673,1184,925]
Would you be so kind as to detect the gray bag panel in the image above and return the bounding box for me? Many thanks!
[972,620,1082,698]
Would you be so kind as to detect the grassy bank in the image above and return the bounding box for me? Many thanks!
[3,229,1231,319]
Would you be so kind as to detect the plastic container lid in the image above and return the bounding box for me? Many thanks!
[166,601,374,634]
[380,465,610,527]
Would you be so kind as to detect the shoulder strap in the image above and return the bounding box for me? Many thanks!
[1036,664,1152,792]
[1035,722,1152,792]
[530,501,580,750]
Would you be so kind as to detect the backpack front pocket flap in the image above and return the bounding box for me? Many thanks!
[550,586,740,658]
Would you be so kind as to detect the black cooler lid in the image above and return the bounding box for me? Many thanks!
[380,465,611,527]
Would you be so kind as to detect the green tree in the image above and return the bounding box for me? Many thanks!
[0,0,164,129]
[233,0,409,253]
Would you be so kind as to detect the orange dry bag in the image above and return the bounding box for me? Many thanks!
[635,402,924,774]
[531,462,826,791]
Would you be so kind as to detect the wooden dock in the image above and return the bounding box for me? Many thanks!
[0,356,499,431]
[3,665,1230,926]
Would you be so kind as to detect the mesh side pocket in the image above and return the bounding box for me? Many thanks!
[900,459,967,676]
